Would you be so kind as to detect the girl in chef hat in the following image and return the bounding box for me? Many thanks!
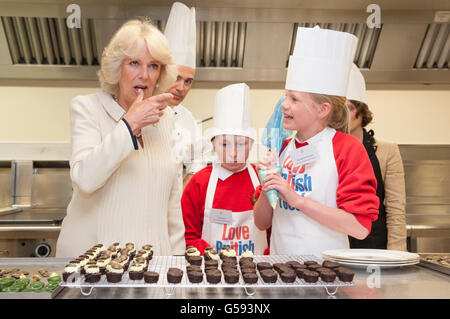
[253,26,379,256]
[181,83,269,256]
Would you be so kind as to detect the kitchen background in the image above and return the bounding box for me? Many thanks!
[0,0,449,257]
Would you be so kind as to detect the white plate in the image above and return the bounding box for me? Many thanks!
[323,256,420,265]
[323,256,419,267]
[330,260,419,269]
[322,249,420,263]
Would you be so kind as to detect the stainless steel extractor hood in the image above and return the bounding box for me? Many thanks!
[0,0,448,85]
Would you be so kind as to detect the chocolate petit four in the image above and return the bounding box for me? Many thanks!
[63,263,79,282]
[307,264,322,272]
[239,249,254,264]
[240,261,256,270]
[96,258,109,275]
[142,244,154,260]
[185,246,201,262]
[167,268,183,284]
[115,255,129,271]
[189,256,203,266]
[186,265,202,273]
[260,269,278,283]
[106,261,124,283]
[204,260,219,269]
[204,248,219,261]
[78,257,88,275]
[273,263,287,273]
[242,272,258,284]
[274,264,292,274]
[336,267,355,282]
[100,249,113,259]
[84,265,101,283]
[295,268,308,279]
[302,270,319,283]
[257,262,273,272]
[320,269,337,283]
[303,260,319,267]
[187,271,203,284]
[125,242,136,257]
[222,265,238,274]
[205,269,222,284]
[219,247,237,261]
[223,270,240,284]
[222,258,238,267]
[133,256,148,271]
[280,269,296,283]
[135,250,150,261]
[143,271,159,284]
[129,263,145,280]
[240,267,257,275]
[106,246,117,258]
[286,261,303,269]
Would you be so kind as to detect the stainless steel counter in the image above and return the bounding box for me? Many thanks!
[55,263,450,299]
[0,257,449,299]
[0,208,65,224]
[0,209,65,257]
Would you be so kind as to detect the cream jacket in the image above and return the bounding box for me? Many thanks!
[56,91,185,257]
[375,139,407,251]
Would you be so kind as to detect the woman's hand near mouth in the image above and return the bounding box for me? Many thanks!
[123,90,173,135]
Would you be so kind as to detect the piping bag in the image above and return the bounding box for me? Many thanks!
[258,164,282,210]
[259,97,292,209]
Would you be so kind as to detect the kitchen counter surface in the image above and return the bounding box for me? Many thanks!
[2,257,447,299]
[0,208,65,224]
[56,264,449,299]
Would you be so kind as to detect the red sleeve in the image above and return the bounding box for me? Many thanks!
[279,138,292,155]
[181,167,213,254]
[333,132,379,233]
[264,227,271,255]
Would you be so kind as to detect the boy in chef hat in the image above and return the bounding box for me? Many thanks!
[254,26,379,256]
[181,83,269,256]
[164,2,206,188]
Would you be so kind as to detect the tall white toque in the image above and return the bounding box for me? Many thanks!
[209,83,255,141]
[346,63,368,104]
[164,2,196,69]
[285,26,358,96]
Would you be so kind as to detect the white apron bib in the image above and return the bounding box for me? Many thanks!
[270,127,349,256]
[201,164,268,255]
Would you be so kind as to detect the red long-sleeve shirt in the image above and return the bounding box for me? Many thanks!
[181,164,269,254]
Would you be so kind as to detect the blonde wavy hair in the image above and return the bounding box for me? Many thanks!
[309,93,350,134]
[97,19,177,97]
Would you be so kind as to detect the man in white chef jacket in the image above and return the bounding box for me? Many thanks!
[165,2,206,188]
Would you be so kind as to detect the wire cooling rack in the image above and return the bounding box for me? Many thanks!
[60,255,354,296]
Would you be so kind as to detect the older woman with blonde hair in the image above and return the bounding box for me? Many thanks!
[56,19,186,257]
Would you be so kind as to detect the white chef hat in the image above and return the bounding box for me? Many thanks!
[285,26,358,96]
[346,63,368,104]
[207,83,256,141]
[164,2,196,69]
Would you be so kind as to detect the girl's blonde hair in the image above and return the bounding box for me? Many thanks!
[309,93,350,133]
[97,19,177,97]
